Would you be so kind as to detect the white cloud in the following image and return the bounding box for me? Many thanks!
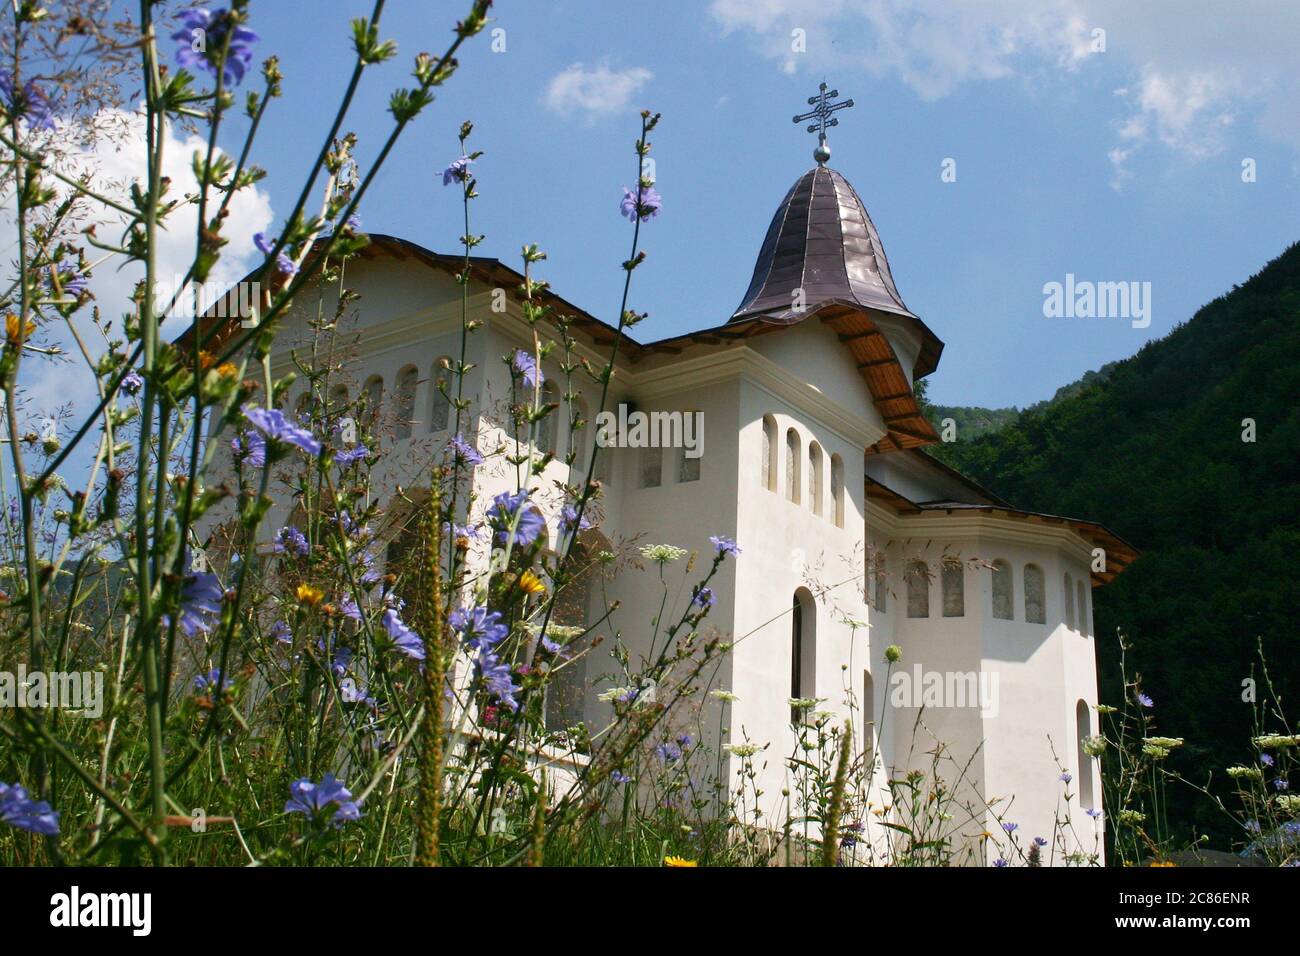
[709,0,1300,177]
[0,107,273,483]
[542,62,654,121]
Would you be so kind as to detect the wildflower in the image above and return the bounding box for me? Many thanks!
[344,214,363,232]
[442,156,475,186]
[269,620,292,644]
[252,232,297,276]
[334,444,368,466]
[692,586,714,609]
[1262,754,1275,767]
[640,543,687,564]
[4,313,36,344]
[1227,765,1263,780]
[518,568,547,595]
[174,556,223,636]
[382,608,424,660]
[486,489,546,547]
[1096,704,1117,714]
[1085,808,1103,819]
[340,679,374,707]
[621,184,663,221]
[231,430,266,468]
[1059,772,1073,784]
[1081,734,1107,757]
[273,525,310,557]
[1144,736,1184,749]
[0,71,55,130]
[1256,734,1300,750]
[1033,836,1048,847]
[447,433,484,465]
[884,644,902,664]
[598,686,636,704]
[1117,809,1146,825]
[992,858,1008,868]
[610,771,632,785]
[46,258,88,298]
[1276,795,1300,813]
[725,743,760,757]
[284,773,362,826]
[1142,742,1173,760]
[1274,778,1290,791]
[788,696,818,711]
[0,782,59,836]
[172,8,261,86]
[1136,692,1154,708]
[193,668,233,696]
[559,503,591,535]
[476,652,521,711]
[540,634,563,655]
[339,597,362,622]
[663,855,696,867]
[655,740,683,763]
[511,349,543,389]
[122,370,145,395]
[710,689,739,703]
[295,583,323,607]
[709,535,740,558]
[449,606,508,652]
[1002,822,1018,834]
[243,405,321,456]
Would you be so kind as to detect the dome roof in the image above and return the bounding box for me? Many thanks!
[732,165,917,323]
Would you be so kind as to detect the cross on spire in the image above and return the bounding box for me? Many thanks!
[793,82,854,165]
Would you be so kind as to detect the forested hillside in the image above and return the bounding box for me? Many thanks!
[927,243,1300,845]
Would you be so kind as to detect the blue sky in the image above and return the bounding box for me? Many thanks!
[180,1,1300,408]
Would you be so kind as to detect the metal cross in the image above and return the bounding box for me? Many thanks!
[793,82,853,163]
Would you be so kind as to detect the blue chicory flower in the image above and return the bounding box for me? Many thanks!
[0,781,60,835]
[620,184,663,221]
[284,773,362,825]
[243,405,322,456]
[172,7,260,86]
[486,489,546,547]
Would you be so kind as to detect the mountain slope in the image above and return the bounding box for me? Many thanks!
[929,242,1300,844]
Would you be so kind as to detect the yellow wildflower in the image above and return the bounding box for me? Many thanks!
[663,855,697,868]
[518,568,547,595]
[296,583,324,606]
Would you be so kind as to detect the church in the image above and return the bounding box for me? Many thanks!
[207,89,1136,865]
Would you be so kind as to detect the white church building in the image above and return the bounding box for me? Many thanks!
[202,131,1136,864]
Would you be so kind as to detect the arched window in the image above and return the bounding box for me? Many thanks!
[545,539,600,734]
[430,356,451,433]
[536,382,559,455]
[808,442,824,515]
[830,454,844,528]
[871,553,888,614]
[790,589,816,723]
[941,559,964,617]
[1064,573,1076,631]
[761,415,778,492]
[1076,700,1096,809]
[992,560,1013,620]
[363,375,383,426]
[1077,579,1088,637]
[640,445,662,488]
[395,365,418,440]
[785,428,801,504]
[1024,564,1046,624]
[906,561,929,618]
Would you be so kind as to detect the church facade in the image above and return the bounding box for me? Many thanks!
[208,151,1135,864]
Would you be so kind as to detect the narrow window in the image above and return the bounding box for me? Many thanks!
[1024,564,1046,624]
[808,442,824,515]
[329,384,349,412]
[430,356,451,433]
[785,428,801,503]
[1064,573,1076,631]
[363,375,383,426]
[678,445,700,483]
[640,446,662,488]
[1076,700,1096,809]
[1077,579,1088,636]
[790,590,815,723]
[906,561,929,618]
[830,454,845,528]
[570,398,590,473]
[872,553,888,614]
[941,559,964,617]
[395,365,418,440]
[863,670,876,760]
[992,560,1013,620]
[761,415,778,492]
[536,383,559,456]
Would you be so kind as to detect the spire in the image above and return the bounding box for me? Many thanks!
[793,82,854,166]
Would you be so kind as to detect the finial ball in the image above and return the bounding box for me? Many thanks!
[813,142,831,165]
